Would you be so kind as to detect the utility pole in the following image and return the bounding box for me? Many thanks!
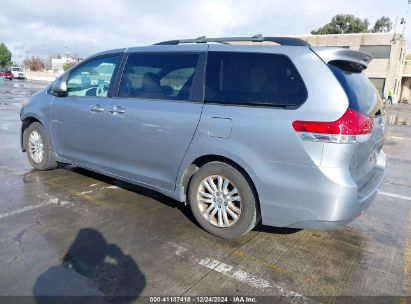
[402,0,411,36]
[392,1,410,44]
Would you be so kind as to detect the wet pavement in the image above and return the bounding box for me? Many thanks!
[1,80,411,303]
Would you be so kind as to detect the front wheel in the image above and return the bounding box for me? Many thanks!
[24,122,58,170]
[188,161,258,238]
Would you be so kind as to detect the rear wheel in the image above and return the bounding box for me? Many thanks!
[188,161,258,238]
[24,122,58,170]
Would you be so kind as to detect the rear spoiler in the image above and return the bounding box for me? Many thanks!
[310,47,373,71]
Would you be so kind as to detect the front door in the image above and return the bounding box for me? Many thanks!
[50,54,121,169]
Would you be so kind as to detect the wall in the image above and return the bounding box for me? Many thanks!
[25,71,62,82]
[401,77,411,101]
[299,33,406,103]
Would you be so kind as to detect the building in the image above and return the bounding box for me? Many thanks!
[402,52,411,102]
[299,33,408,103]
[51,56,81,73]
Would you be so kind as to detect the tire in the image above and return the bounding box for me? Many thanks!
[188,161,258,238]
[24,122,58,170]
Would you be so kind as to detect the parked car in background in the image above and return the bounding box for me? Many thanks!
[19,35,386,238]
[10,67,26,80]
[0,69,13,80]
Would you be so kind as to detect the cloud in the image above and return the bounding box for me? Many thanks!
[0,0,409,62]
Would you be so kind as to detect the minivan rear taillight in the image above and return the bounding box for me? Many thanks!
[292,108,373,144]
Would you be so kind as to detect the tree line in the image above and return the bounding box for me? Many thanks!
[311,14,392,35]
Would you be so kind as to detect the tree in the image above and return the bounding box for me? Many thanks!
[63,54,81,71]
[0,42,12,68]
[311,14,370,35]
[371,16,392,33]
[22,56,45,71]
[63,61,76,71]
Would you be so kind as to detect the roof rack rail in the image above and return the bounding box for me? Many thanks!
[154,34,310,46]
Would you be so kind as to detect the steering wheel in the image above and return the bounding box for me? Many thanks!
[96,84,106,97]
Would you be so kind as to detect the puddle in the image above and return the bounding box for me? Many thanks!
[12,83,26,88]
[387,115,411,126]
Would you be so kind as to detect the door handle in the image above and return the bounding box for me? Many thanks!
[108,105,125,115]
[90,104,105,113]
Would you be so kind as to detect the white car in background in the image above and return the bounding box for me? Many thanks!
[10,67,26,80]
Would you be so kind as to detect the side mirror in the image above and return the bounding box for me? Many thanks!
[52,80,67,97]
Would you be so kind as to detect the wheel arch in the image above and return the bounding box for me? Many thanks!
[180,154,261,216]
[21,116,42,152]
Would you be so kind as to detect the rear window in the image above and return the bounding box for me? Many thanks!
[329,63,383,117]
[205,52,307,107]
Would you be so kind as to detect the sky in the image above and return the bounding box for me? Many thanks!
[0,0,410,63]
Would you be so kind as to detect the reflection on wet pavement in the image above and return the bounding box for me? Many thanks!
[0,80,49,106]
[386,106,411,126]
[388,115,411,126]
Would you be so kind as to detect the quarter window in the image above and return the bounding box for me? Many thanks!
[118,53,199,101]
[67,55,120,97]
[205,52,307,107]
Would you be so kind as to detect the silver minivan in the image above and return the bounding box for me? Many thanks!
[20,36,385,238]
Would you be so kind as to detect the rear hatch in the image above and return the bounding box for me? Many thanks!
[312,47,385,189]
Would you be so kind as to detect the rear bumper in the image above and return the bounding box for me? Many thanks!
[258,151,386,229]
[286,166,384,230]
